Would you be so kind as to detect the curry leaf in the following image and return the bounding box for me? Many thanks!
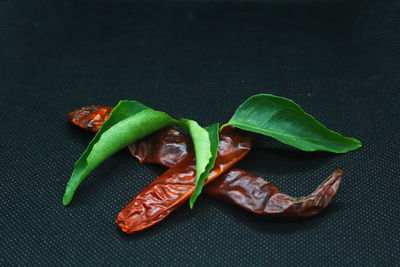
[62,101,178,206]
[222,94,361,153]
[177,120,219,208]
[178,119,212,205]
[189,123,219,208]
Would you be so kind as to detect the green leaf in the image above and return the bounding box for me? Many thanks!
[222,94,361,153]
[178,119,213,205]
[63,101,178,206]
[189,123,219,208]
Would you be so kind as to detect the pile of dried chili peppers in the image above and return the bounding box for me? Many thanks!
[65,94,360,234]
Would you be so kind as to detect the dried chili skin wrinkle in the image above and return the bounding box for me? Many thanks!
[205,169,342,217]
[115,126,253,233]
[68,105,114,133]
[128,127,193,168]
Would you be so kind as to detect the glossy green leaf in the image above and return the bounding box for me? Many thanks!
[189,123,219,208]
[222,94,361,153]
[63,101,178,206]
[178,119,213,206]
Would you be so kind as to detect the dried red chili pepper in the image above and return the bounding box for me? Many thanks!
[205,169,342,217]
[68,106,342,231]
[116,126,253,233]
[128,127,342,217]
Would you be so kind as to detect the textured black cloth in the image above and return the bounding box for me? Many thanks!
[1,0,399,265]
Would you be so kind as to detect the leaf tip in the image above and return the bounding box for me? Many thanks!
[355,142,362,150]
[62,194,71,206]
[189,198,195,209]
[349,137,362,151]
[356,139,362,147]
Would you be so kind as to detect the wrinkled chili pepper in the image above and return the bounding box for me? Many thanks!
[128,127,342,217]
[116,126,253,233]
[206,169,341,217]
[68,105,342,232]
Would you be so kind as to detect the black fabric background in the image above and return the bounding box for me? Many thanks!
[1,0,399,265]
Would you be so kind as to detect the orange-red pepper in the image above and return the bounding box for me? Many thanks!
[116,126,252,233]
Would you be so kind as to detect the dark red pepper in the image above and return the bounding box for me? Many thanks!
[128,126,342,217]
[206,168,341,217]
[128,126,193,168]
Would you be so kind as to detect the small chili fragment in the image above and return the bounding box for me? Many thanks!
[68,105,114,133]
